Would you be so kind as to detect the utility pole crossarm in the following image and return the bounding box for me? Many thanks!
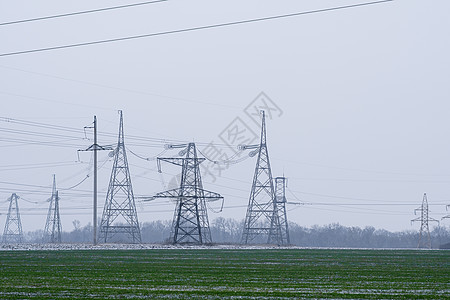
[83,144,114,152]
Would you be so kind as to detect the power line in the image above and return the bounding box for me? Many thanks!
[0,65,243,111]
[0,0,168,27]
[0,116,237,149]
[0,0,394,57]
[0,117,85,135]
[0,161,79,172]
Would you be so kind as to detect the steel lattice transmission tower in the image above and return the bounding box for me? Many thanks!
[241,110,282,244]
[272,176,290,245]
[44,175,62,243]
[99,111,141,243]
[411,193,439,249]
[154,143,223,244]
[2,193,23,243]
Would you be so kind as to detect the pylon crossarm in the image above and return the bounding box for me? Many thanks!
[158,157,184,167]
[200,189,223,200]
[154,188,182,198]
[411,217,421,224]
[238,144,259,151]
[164,143,190,149]
[158,157,205,168]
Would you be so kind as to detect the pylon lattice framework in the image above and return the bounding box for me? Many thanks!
[2,193,23,243]
[154,143,223,244]
[241,110,283,245]
[273,177,290,245]
[411,193,439,249]
[99,111,141,243]
[44,174,62,243]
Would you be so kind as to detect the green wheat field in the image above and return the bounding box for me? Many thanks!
[0,248,449,299]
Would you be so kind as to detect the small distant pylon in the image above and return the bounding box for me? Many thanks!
[241,110,282,244]
[411,193,439,249]
[154,143,223,244]
[269,177,290,245]
[99,110,141,243]
[2,193,23,243]
[44,175,62,243]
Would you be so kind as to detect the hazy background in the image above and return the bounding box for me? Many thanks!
[1,0,449,234]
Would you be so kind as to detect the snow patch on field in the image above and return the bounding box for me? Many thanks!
[0,243,305,251]
[0,243,434,251]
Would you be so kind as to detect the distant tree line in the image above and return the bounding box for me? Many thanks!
[4,217,450,249]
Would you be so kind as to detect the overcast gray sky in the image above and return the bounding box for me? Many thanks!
[1,0,449,233]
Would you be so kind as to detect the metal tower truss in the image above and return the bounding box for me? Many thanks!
[44,175,62,243]
[99,111,141,243]
[2,193,23,243]
[241,110,282,244]
[271,176,290,245]
[154,143,223,244]
[411,193,439,249]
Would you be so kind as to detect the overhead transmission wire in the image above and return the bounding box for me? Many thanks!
[147,148,442,211]
[0,127,82,140]
[0,161,79,172]
[0,0,394,57]
[135,155,413,216]
[0,65,243,111]
[1,117,242,151]
[197,148,251,166]
[59,175,90,190]
[141,151,450,214]
[1,116,231,149]
[0,138,84,149]
[0,0,168,27]
[0,161,79,171]
[127,147,167,161]
[204,171,445,205]
[0,117,85,135]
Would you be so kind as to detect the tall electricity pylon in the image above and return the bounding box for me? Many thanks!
[154,143,223,244]
[411,193,439,249]
[44,175,62,243]
[2,193,23,243]
[241,110,282,244]
[99,111,141,243]
[270,176,290,245]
